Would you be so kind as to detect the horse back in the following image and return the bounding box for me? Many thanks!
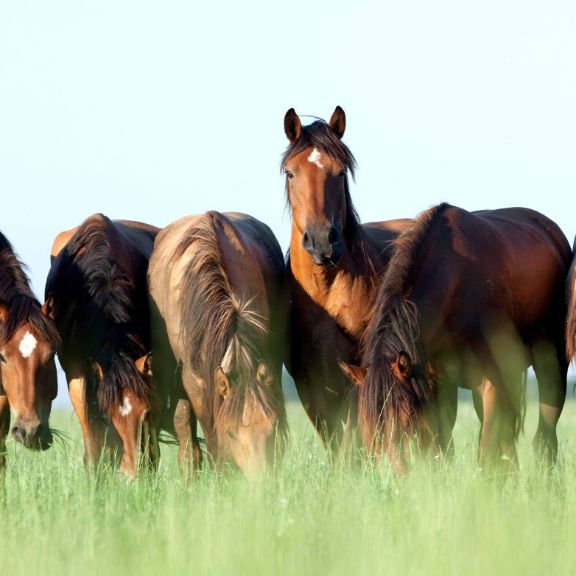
[412,205,571,341]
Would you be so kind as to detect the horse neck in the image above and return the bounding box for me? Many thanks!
[289,223,382,337]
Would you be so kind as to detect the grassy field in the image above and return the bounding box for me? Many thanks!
[1,394,576,576]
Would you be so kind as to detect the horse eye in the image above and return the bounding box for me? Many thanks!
[285,170,294,180]
[338,170,347,178]
[0,353,6,364]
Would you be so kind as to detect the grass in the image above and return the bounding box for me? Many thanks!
[1,396,576,575]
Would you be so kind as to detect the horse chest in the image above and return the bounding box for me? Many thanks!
[291,270,371,341]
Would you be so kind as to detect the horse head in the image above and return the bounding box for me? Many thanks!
[0,305,59,450]
[213,352,286,477]
[282,106,357,267]
[90,351,155,477]
[339,346,437,474]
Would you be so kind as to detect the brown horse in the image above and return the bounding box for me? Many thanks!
[342,203,571,473]
[0,231,60,462]
[43,214,159,477]
[148,211,287,476]
[282,106,411,448]
[567,237,576,365]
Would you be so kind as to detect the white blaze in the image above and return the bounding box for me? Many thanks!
[307,148,324,169]
[119,395,133,417]
[19,331,38,359]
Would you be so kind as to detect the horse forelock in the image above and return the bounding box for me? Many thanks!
[0,233,60,348]
[281,120,357,177]
[96,347,153,413]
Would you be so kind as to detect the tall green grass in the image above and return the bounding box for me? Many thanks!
[1,398,576,575]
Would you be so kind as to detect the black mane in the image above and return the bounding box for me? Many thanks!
[46,214,151,411]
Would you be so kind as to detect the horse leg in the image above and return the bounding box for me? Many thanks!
[173,398,203,476]
[180,366,207,471]
[68,376,106,469]
[476,377,518,474]
[0,395,10,469]
[531,339,567,466]
[435,383,458,459]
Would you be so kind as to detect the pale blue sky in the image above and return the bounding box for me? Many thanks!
[1,1,575,403]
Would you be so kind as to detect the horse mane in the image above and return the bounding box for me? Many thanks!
[173,212,285,433]
[359,203,451,452]
[52,214,151,411]
[281,119,363,241]
[0,232,60,348]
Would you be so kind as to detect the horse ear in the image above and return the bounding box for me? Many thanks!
[337,359,366,387]
[90,360,104,382]
[329,106,346,139]
[215,367,230,398]
[391,351,412,381]
[42,294,57,319]
[256,360,273,386]
[135,352,153,377]
[284,108,302,142]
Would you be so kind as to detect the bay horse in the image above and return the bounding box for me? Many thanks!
[0,231,60,462]
[282,106,411,449]
[567,237,576,365]
[341,203,571,473]
[43,214,159,477]
[147,211,287,476]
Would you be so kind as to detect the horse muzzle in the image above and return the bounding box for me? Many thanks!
[302,225,343,266]
[12,420,53,451]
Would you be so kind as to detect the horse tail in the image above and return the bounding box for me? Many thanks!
[567,241,576,363]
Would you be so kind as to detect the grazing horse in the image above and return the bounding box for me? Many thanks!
[567,237,576,365]
[282,106,411,448]
[148,211,287,476]
[43,214,159,477]
[342,203,571,473]
[0,232,60,461]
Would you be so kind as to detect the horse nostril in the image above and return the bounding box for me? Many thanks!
[12,425,25,444]
[328,226,340,244]
[302,230,311,250]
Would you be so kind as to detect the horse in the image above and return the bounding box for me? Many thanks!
[567,237,576,365]
[147,211,287,476]
[341,203,572,474]
[0,231,60,462]
[282,106,411,449]
[43,214,159,477]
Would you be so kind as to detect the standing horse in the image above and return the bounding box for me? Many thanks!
[567,237,576,365]
[43,214,159,477]
[148,211,287,476]
[0,231,60,463]
[282,106,411,448]
[342,203,571,473]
